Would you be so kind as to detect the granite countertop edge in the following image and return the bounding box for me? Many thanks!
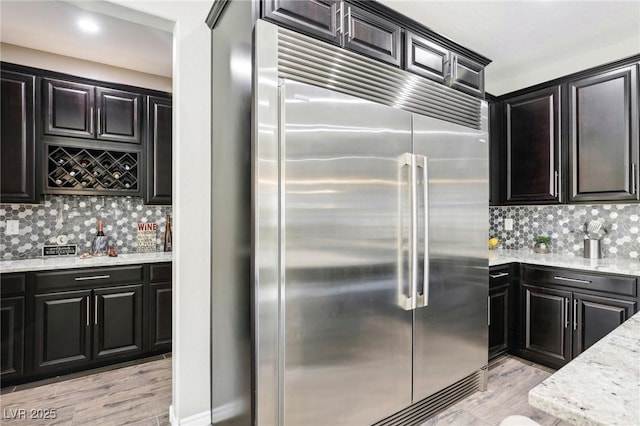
[489,249,640,277]
[528,312,640,425]
[0,252,173,273]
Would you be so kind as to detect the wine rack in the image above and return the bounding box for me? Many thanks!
[46,145,139,194]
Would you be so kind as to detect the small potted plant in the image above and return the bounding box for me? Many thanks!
[533,235,551,254]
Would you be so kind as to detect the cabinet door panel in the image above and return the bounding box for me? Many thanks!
[343,4,401,67]
[569,66,639,201]
[43,79,94,138]
[94,284,143,359]
[405,31,448,83]
[505,86,561,203]
[145,96,172,204]
[573,293,635,357]
[1,70,36,203]
[34,290,91,370]
[96,88,142,144]
[449,55,484,97]
[1,297,24,378]
[149,282,172,349]
[489,284,509,358]
[263,0,340,45]
[522,284,571,367]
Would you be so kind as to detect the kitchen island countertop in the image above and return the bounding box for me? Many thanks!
[489,249,640,277]
[0,252,172,273]
[528,311,640,425]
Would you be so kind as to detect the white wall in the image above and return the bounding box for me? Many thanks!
[0,42,172,92]
[106,1,212,424]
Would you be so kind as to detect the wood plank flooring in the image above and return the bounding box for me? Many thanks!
[0,356,171,425]
[421,355,570,426]
[0,354,565,426]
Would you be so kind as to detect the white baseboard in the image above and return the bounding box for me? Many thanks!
[170,405,212,426]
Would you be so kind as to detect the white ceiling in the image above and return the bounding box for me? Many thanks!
[1,1,638,94]
[0,0,173,78]
[379,0,640,95]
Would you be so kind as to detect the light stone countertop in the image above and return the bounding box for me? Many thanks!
[0,252,172,273]
[528,311,640,425]
[489,249,640,277]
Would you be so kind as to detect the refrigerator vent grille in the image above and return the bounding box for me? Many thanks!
[276,28,483,130]
[372,369,485,426]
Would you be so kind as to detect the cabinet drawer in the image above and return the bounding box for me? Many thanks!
[489,265,510,288]
[34,265,143,292]
[1,273,26,295]
[522,265,636,297]
[150,263,172,282]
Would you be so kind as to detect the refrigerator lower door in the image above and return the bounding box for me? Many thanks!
[280,80,413,425]
[412,112,489,401]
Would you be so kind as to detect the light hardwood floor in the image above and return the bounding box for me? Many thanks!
[0,356,171,425]
[421,355,570,426]
[0,354,564,426]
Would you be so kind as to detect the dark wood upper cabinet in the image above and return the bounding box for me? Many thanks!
[342,3,401,67]
[489,99,504,206]
[94,284,143,359]
[1,70,37,204]
[145,96,172,205]
[96,88,143,144]
[568,65,639,202]
[447,54,484,98]
[43,78,142,144]
[505,86,562,204]
[263,0,340,45]
[405,31,448,84]
[572,292,635,357]
[43,78,95,139]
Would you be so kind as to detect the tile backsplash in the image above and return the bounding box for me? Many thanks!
[0,196,172,259]
[490,204,640,259]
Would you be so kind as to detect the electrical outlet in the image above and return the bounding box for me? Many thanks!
[504,218,514,231]
[6,220,19,235]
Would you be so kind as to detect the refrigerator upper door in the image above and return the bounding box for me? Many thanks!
[412,111,489,402]
[281,80,413,426]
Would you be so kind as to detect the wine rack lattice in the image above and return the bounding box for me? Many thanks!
[47,146,139,192]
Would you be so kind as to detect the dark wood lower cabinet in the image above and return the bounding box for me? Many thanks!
[1,264,172,387]
[489,283,509,359]
[518,266,638,369]
[34,290,92,371]
[149,282,172,350]
[522,284,572,368]
[573,293,636,357]
[94,285,143,359]
[1,297,25,378]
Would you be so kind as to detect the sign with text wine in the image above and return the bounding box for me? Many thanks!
[137,222,158,252]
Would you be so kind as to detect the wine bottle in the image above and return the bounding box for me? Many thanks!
[121,177,134,189]
[92,219,108,256]
[163,215,173,252]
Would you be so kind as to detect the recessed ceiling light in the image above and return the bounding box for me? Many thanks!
[77,18,100,34]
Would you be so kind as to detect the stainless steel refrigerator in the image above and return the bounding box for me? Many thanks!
[211,12,488,426]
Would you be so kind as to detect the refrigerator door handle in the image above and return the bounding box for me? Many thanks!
[399,153,417,310]
[416,155,429,307]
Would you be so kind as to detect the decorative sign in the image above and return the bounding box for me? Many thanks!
[137,222,158,253]
[42,245,78,257]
